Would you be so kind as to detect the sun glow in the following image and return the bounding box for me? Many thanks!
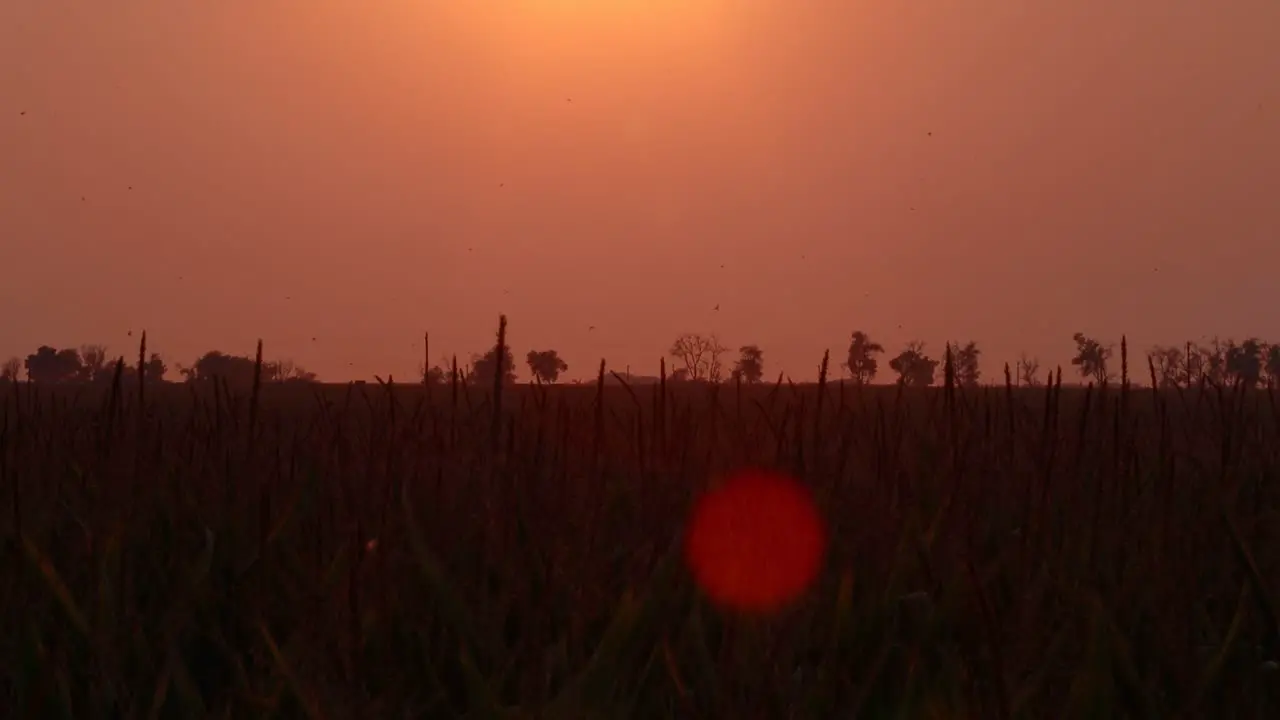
[481,0,735,46]
[513,0,717,20]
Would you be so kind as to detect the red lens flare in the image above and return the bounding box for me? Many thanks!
[684,469,826,614]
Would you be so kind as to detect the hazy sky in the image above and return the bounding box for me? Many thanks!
[4,1,1277,382]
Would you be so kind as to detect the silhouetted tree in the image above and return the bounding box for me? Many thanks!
[92,351,166,384]
[1070,332,1113,384]
[78,344,109,382]
[420,363,448,385]
[142,353,167,383]
[1,356,20,381]
[1192,338,1227,385]
[1224,338,1264,388]
[669,333,727,382]
[669,367,691,383]
[526,349,568,384]
[1017,353,1042,387]
[888,341,938,387]
[1182,341,1202,385]
[1148,345,1185,388]
[1265,344,1280,388]
[24,346,83,384]
[844,331,884,385]
[111,353,168,384]
[471,344,516,386]
[732,345,764,384]
[951,341,981,387]
[418,354,452,385]
[180,351,258,387]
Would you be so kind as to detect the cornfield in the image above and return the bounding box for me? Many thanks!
[2,328,1278,718]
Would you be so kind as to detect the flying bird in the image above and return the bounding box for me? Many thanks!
[714,304,720,311]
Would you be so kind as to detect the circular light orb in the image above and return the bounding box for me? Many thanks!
[684,468,827,614]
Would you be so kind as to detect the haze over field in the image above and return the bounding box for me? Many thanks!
[3,0,1278,382]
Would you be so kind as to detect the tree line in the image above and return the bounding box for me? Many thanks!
[5,330,1280,389]
[0,344,316,386]
[410,329,1280,390]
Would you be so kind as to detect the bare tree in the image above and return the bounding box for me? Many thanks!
[1148,345,1185,388]
[79,344,109,382]
[1016,352,1042,387]
[1193,337,1227,385]
[844,331,884,385]
[669,333,727,382]
[0,356,20,381]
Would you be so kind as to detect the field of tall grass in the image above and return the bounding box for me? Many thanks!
[2,331,1279,718]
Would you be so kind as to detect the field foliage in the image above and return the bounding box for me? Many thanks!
[2,347,1279,718]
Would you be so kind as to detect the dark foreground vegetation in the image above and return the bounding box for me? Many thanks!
[2,341,1279,718]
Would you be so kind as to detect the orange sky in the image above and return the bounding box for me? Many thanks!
[3,1,1277,383]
